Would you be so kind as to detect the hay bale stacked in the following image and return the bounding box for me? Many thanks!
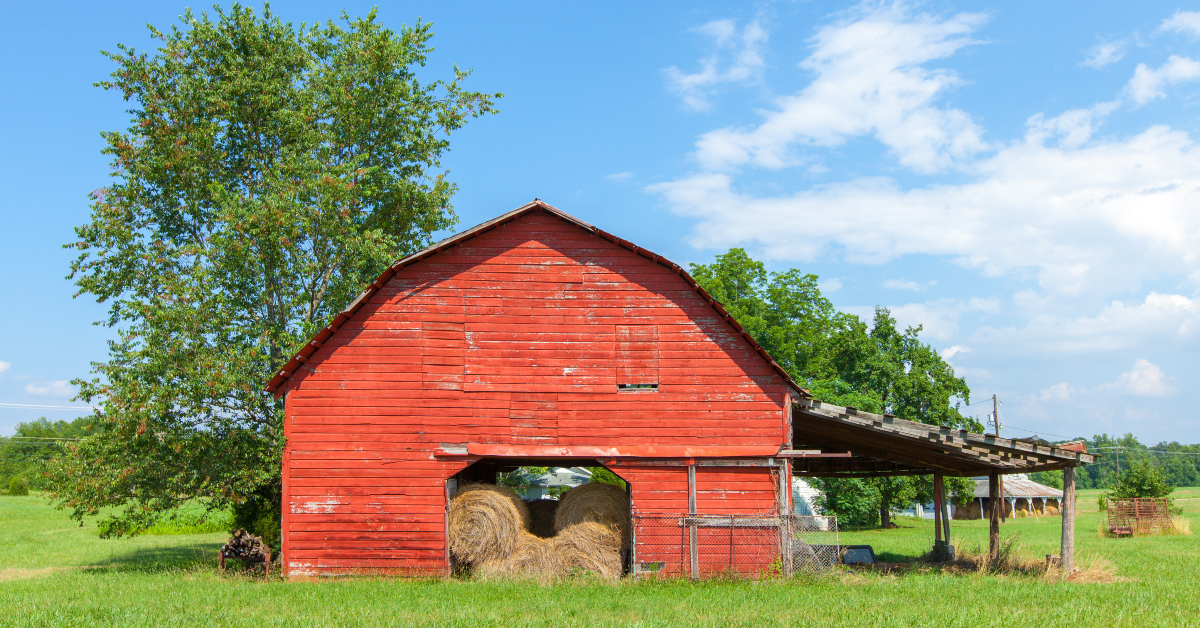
[449,481,627,581]
[447,483,530,565]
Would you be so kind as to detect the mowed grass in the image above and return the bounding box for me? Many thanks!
[0,488,1197,628]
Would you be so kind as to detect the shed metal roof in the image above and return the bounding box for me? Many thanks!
[789,398,1095,476]
[971,475,1063,498]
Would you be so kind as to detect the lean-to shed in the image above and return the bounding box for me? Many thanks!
[268,201,1095,578]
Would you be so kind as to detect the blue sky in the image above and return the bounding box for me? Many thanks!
[2,1,1199,443]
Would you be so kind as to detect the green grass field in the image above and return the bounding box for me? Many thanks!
[1,489,1197,627]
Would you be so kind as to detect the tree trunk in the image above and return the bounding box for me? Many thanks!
[880,505,890,528]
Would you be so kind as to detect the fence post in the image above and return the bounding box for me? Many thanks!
[779,461,793,577]
[688,464,698,579]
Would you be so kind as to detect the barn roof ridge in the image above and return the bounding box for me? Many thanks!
[266,200,810,397]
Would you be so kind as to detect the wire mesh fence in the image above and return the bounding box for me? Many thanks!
[630,513,839,579]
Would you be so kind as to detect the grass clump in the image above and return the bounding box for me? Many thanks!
[7,477,29,496]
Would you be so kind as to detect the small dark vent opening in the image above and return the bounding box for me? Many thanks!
[618,383,658,391]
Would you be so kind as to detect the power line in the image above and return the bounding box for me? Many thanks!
[0,403,96,411]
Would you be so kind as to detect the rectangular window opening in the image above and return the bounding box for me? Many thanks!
[618,383,659,391]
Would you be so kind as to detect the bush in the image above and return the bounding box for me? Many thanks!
[232,484,281,550]
[8,477,30,496]
[1108,460,1174,500]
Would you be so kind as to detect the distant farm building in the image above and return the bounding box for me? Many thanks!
[267,201,1094,578]
[954,474,1063,520]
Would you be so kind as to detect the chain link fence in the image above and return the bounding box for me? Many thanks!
[630,514,840,579]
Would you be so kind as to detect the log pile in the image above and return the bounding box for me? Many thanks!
[218,529,273,580]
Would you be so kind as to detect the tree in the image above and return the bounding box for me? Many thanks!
[690,249,980,527]
[1108,460,1174,500]
[0,417,93,491]
[50,4,500,538]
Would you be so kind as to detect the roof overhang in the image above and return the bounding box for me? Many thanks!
[790,398,1095,477]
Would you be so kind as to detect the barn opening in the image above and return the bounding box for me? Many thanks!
[447,457,633,574]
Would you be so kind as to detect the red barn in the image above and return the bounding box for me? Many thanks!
[266,200,1095,578]
[268,201,806,577]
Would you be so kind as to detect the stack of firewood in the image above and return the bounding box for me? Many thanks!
[218,529,273,579]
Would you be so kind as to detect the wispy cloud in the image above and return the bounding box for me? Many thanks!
[1126,55,1200,105]
[664,18,768,111]
[818,277,843,293]
[24,380,74,397]
[1099,359,1177,397]
[883,279,935,291]
[1081,40,1126,69]
[0,360,9,377]
[1039,382,1076,401]
[1160,10,1200,37]
[604,172,633,181]
[941,345,971,360]
[683,4,987,174]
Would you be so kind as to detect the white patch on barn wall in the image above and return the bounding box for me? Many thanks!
[292,497,343,514]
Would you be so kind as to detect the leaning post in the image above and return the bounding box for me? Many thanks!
[988,472,1000,565]
[1061,466,1076,575]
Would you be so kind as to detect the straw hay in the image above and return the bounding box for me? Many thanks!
[475,532,556,581]
[448,484,531,565]
[554,482,631,549]
[549,521,623,580]
[526,499,558,538]
[460,483,532,531]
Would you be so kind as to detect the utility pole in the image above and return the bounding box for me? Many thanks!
[994,394,1005,523]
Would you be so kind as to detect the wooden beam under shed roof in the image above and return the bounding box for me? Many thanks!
[791,398,1094,477]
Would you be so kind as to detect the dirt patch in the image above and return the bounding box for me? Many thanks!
[0,567,74,581]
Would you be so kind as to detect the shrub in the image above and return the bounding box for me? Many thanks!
[8,477,30,496]
[232,484,281,549]
[1108,460,1174,500]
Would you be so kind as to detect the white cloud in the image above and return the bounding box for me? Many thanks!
[24,380,75,397]
[1126,55,1200,105]
[664,19,768,111]
[1160,11,1200,37]
[689,4,987,174]
[980,292,1200,354]
[1100,359,1177,396]
[1081,41,1126,69]
[845,297,998,341]
[941,345,971,360]
[1040,382,1076,401]
[883,279,934,291]
[0,360,9,377]
[653,124,1200,301]
[819,277,843,293]
[604,172,633,181]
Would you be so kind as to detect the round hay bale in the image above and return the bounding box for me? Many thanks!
[448,484,528,565]
[526,499,558,539]
[475,532,556,581]
[549,521,622,580]
[554,482,630,549]
[459,483,532,531]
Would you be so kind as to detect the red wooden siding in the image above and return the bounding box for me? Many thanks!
[282,209,791,576]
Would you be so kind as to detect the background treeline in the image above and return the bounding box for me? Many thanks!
[1,417,93,491]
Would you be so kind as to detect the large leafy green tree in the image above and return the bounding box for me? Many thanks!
[50,4,500,537]
[690,249,979,527]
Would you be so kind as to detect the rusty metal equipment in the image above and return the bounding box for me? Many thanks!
[1107,498,1171,537]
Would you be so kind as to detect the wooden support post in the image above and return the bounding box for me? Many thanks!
[779,461,793,577]
[688,464,698,579]
[989,472,1001,565]
[940,478,951,546]
[1061,466,1076,575]
[933,474,944,544]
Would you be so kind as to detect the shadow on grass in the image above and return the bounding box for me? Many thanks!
[83,542,219,574]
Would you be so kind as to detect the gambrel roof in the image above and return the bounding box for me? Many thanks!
[266,200,808,396]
